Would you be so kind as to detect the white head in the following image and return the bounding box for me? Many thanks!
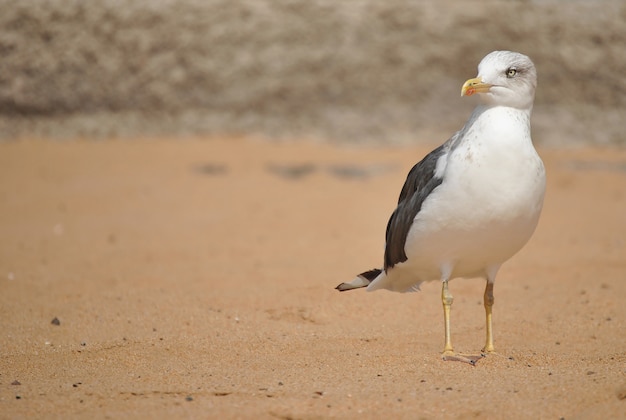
[461,51,537,110]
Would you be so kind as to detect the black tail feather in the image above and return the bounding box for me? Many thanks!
[335,268,382,291]
[359,268,382,282]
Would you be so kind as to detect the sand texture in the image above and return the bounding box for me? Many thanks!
[1,138,625,418]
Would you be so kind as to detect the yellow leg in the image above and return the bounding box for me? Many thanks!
[441,280,484,365]
[483,281,495,353]
[441,280,454,355]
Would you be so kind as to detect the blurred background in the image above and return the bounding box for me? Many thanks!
[0,0,624,146]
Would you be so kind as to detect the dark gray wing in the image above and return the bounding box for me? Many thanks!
[384,144,447,270]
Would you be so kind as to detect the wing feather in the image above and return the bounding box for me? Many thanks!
[384,144,448,270]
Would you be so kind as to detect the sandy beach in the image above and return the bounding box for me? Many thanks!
[1,138,625,418]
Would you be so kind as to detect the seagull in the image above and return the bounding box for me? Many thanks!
[336,51,546,364]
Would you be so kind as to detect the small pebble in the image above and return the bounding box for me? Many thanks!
[185,396,193,402]
[11,380,21,386]
[213,392,230,397]
[51,317,61,326]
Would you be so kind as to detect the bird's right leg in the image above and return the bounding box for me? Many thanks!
[441,279,454,355]
[441,279,482,365]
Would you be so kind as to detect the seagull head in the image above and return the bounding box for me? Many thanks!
[461,51,537,110]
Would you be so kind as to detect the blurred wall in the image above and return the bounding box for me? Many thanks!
[0,0,624,145]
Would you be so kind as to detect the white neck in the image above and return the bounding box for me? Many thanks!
[461,105,533,148]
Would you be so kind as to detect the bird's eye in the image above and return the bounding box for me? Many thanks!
[506,67,517,78]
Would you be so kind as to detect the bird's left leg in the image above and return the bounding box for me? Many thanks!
[482,265,501,355]
[483,280,495,353]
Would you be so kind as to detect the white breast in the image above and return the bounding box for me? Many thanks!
[403,106,546,281]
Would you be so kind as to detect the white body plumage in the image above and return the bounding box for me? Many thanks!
[368,104,545,292]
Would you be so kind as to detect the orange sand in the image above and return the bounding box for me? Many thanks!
[1,138,625,418]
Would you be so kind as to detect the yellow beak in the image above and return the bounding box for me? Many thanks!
[461,77,493,96]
